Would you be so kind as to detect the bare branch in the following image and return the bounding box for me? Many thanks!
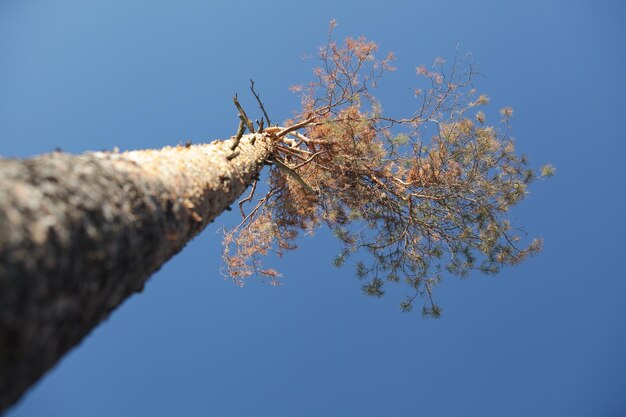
[230,117,246,151]
[275,116,317,138]
[233,94,255,133]
[250,79,272,127]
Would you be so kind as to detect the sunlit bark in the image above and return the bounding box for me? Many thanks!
[0,134,270,411]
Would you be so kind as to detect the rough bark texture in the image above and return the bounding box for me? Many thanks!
[0,133,272,412]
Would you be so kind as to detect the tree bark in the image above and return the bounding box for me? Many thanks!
[0,133,272,412]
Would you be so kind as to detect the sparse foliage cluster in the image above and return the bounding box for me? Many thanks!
[223,22,551,316]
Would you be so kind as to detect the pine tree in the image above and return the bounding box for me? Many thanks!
[0,23,551,411]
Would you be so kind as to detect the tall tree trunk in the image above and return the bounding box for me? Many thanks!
[0,133,272,411]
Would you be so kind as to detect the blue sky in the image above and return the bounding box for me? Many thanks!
[1,1,625,416]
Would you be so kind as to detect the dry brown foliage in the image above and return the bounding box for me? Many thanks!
[222,22,552,316]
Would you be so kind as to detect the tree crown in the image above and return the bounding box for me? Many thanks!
[222,22,553,316]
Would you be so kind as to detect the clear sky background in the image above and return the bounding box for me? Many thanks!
[1,1,625,416]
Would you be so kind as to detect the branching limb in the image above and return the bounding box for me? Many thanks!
[238,179,258,218]
[233,186,280,232]
[276,116,316,138]
[292,150,326,170]
[269,157,316,195]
